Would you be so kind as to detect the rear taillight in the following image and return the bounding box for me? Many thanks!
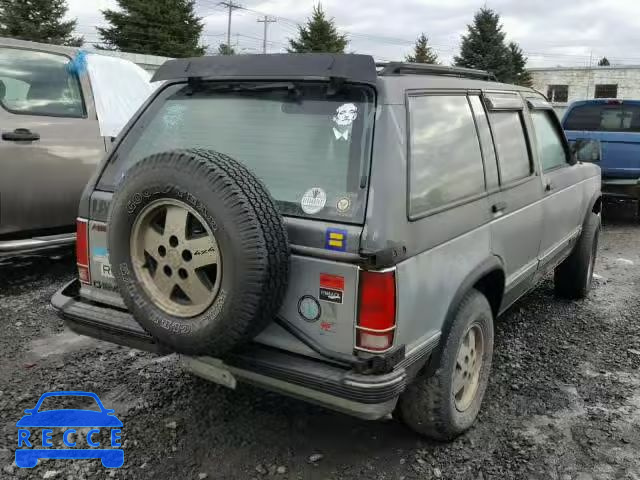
[76,218,90,284]
[356,270,396,352]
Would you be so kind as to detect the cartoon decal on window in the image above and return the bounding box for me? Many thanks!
[332,103,358,141]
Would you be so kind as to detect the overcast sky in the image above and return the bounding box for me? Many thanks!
[68,0,640,67]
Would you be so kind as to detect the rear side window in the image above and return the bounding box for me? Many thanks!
[564,103,640,132]
[531,110,568,171]
[489,111,532,183]
[0,47,84,117]
[408,95,485,217]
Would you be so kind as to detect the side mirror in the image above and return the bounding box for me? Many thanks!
[571,139,602,164]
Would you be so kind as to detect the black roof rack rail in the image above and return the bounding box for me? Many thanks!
[376,62,497,82]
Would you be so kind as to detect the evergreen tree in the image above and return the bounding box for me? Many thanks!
[405,33,439,64]
[598,56,610,66]
[507,41,532,86]
[0,0,83,46]
[288,4,348,53]
[217,43,235,55]
[454,7,513,82]
[97,0,205,57]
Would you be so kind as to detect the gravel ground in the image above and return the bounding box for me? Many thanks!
[1,202,639,480]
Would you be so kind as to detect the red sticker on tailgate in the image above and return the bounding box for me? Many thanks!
[320,273,345,291]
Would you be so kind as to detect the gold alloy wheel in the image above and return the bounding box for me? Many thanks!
[453,323,485,412]
[130,199,222,318]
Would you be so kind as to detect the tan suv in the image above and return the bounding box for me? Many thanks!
[0,38,151,261]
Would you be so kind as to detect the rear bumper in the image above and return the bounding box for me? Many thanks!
[0,232,75,258]
[52,279,408,420]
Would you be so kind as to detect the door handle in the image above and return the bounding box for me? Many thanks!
[491,201,507,214]
[2,128,40,141]
[545,181,554,192]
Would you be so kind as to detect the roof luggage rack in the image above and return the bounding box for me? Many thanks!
[376,62,497,81]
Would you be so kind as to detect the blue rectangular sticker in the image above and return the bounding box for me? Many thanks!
[92,247,109,260]
[325,228,347,252]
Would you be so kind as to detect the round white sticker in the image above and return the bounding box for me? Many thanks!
[336,197,351,213]
[300,187,327,214]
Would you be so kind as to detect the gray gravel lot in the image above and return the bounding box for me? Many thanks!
[1,203,639,480]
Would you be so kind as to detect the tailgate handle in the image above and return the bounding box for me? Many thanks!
[2,128,40,141]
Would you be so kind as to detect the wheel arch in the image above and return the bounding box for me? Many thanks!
[586,191,603,221]
[424,256,504,376]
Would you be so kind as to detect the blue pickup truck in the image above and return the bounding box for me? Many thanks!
[563,99,640,210]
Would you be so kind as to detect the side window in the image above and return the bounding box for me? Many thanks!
[468,95,499,190]
[531,110,568,171]
[0,47,84,117]
[488,110,532,184]
[408,95,485,217]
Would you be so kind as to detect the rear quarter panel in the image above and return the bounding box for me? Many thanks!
[362,95,495,358]
[395,225,492,355]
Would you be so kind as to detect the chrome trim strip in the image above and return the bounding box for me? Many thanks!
[355,325,397,333]
[0,233,75,252]
[342,373,406,389]
[538,226,582,265]
[505,258,538,289]
[404,331,441,358]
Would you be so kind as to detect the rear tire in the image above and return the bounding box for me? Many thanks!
[554,211,600,299]
[398,289,494,441]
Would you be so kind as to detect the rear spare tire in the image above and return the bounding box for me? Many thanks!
[108,149,290,356]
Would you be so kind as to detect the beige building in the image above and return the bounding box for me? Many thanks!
[529,65,640,116]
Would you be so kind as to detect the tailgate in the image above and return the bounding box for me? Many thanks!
[82,191,364,359]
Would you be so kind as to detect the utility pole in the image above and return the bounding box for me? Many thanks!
[586,50,593,98]
[257,15,277,54]
[220,1,241,51]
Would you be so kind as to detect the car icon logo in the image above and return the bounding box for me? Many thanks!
[15,391,124,469]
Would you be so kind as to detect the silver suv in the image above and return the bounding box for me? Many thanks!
[52,54,602,441]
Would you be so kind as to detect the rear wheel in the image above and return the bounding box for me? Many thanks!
[554,211,600,299]
[398,289,494,441]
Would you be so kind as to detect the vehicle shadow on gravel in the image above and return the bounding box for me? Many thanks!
[0,250,75,292]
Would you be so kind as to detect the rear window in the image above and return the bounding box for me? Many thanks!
[99,82,375,224]
[564,103,640,132]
